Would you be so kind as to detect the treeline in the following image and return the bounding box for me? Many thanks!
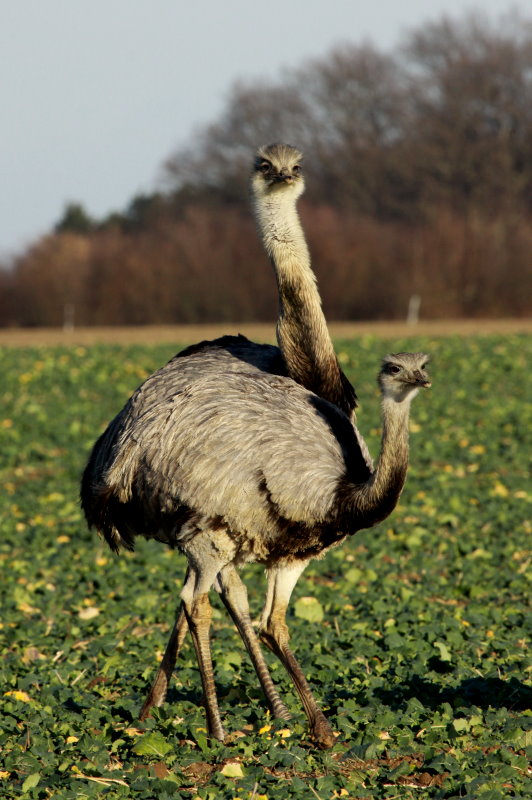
[2,11,532,327]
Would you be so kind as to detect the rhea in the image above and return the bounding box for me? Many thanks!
[83,143,357,728]
[82,348,430,747]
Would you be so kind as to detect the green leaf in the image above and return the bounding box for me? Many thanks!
[433,641,452,662]
[219,650,242,671]
[345,567,362,584]
[22,773,41,792]
[505,727,532,748]
[133,732,173,757]
[294,596,324,622]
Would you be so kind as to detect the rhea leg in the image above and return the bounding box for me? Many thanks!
[142,566,226,740]
[259,562,336,749]
[180,561,227,741]
[139,604,188,720]
[215,564,290,721]
[139,566,190,720]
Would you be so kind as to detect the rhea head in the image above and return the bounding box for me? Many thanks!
[251,143,305,201]
[378,352,431,403]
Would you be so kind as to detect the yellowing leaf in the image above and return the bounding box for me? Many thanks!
[78,606,100,620]
[491,482,509,497]
[470,444,486,454]
[124,727,144,737]
[220,760,244,778]
[44,492,65,503]
[66,736,79,744]
[4,690,32,703]
[18,602,40,615]
[467,548,492,560]
[22,646,46,664]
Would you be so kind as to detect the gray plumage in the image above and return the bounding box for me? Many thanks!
[85,372,356,558]
[84,354,427,566]
[84,354,429,560]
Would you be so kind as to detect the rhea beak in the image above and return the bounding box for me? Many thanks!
[274,176,294,184]
[273,170,295,184]
[412,371,431,388]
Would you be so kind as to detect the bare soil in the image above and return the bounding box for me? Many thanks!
[0,318,530,347]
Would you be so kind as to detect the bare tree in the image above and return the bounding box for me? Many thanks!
[402,10,532,213]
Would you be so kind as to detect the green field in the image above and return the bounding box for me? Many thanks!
[1,335,530,799]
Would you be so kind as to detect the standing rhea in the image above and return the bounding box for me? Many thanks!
[83,143,357,724]
[82,346,430,747]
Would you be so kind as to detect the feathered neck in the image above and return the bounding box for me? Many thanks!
[337,394,413,532]
[253,191,357,417]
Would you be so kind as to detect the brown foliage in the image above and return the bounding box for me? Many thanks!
[8,234,91,327]
[5,202,530,327]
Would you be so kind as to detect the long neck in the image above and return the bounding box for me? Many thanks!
[254,192,357,417]
[339,396,412,531]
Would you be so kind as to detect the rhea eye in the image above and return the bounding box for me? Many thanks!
[260,162,270,174]
[388,365,401,374]
[421,363,428,371]
[292,164,302,174]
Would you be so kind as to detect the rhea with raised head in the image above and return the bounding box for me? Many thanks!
[81,143,430,748]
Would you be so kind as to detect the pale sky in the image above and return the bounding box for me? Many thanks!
[1,0,523,257]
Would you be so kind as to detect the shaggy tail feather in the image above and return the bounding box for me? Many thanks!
[80,472,136,554]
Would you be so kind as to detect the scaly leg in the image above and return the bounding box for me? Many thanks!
[259,562,336,749]
[139,604,188,720]
[183,589,225,741]
[180,544,231,742]
[215,564,290,721]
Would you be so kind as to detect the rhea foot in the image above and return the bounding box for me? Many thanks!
[311,714,338,749]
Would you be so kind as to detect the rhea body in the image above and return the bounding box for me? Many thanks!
[82,352,429,746]
[92,355,429,561]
